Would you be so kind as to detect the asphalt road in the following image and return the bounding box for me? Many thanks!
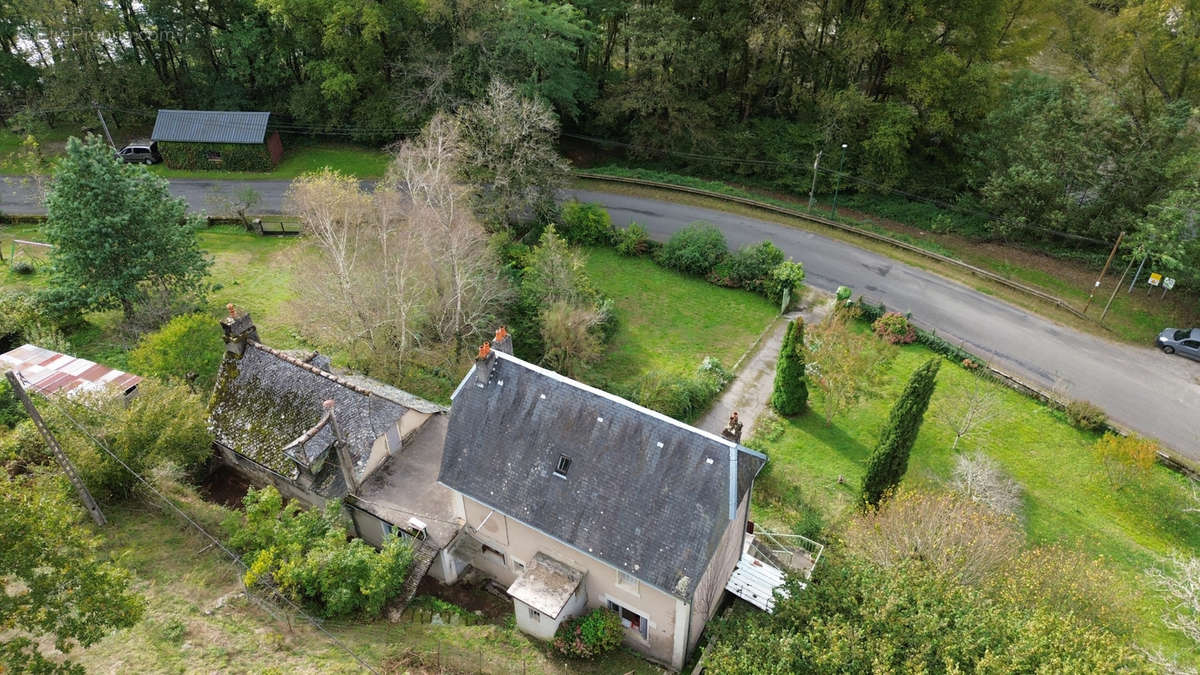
[3,177,1198,459]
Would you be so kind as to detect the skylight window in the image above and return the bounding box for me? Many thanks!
[554,454,571,477]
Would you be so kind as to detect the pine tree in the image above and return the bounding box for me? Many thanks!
[770,317,808,416]
[861,357,941,507]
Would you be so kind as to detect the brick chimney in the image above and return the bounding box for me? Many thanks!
[492,326,513,355]
[221,303,259,356]
[474,340,497,387]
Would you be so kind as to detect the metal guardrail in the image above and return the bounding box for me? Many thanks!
[574,172,1089,321]
[752,530,825,580]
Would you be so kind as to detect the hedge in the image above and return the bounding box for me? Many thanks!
[159,141,274,172]
[855,298,984,368]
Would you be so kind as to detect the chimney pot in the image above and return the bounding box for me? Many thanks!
[477,341,491,360]
[227,303,236,318]
[323,399,335,411]
[494,326,508,342]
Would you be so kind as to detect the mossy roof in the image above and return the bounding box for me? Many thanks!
[209,343,411,476]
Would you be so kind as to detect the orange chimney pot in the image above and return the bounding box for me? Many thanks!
[478,341,491,360]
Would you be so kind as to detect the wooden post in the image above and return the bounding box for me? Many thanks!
[5,371,107,526]
[1083,231,1124,314]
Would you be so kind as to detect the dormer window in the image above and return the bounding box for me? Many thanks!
[554,454,571,477]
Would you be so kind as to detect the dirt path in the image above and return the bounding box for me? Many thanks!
[696,291,834,441]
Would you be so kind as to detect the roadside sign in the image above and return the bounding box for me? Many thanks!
[1163,277,1176,290]
[1148,273,1163,287]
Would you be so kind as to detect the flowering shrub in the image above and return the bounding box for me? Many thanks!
[552,608,624,659]
[872,312,916,344]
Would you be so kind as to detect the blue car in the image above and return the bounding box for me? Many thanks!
[1157,328,1200,361]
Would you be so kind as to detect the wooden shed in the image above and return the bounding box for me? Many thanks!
[151,109,283,170]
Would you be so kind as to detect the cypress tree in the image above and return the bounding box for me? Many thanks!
[861,357,941,507]
[771,317,808,416]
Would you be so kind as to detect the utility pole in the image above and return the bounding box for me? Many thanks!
[831,143,848,218]
[1083,230,1124,314]
[93,102,115,149]
[808,150,822,211]
[5,371,107,526]
[1100,254,1135,321]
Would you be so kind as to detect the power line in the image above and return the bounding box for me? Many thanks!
[20,375,380,675]
[565,131,1113,246]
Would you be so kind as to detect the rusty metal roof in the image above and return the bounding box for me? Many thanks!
[151,109,270,144]
[0,344,142,396]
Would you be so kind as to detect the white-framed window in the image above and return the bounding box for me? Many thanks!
[607,600,649,640]
[528,607,541,622]
[616,570,640,594]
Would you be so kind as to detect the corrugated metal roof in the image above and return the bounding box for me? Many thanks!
[0,344,142,396]
[151,109,270,144]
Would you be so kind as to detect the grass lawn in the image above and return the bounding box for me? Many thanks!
[73,486,660,674]
[583,247,778,387]
[748,326,1200,655]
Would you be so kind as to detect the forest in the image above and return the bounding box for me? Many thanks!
[0,0,1197,281]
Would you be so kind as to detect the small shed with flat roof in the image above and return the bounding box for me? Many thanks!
[151,109,283,168]
[0,344,141,397]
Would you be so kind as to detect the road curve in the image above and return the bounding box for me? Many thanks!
[566,188,1200,461]
[3,177,1198,459]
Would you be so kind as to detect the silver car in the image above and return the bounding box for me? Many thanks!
[1157,328,1200,361]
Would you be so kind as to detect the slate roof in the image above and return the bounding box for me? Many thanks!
[152,109,270,144]
[439,351,766,601]
[209,341,437,485]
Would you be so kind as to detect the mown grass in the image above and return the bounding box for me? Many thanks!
[75,488,660,674]
[582,246,778,387]
[748,326,1200,655]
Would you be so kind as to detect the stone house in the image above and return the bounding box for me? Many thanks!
[436,335,767,670]
[208,308,463,581]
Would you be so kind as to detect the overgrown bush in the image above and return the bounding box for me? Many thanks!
[0,378,24,429]
[552,608,624,659]
[129,313,224,391]
[11,261,33,275]
[872,311,916,344]
[159,141,274,172]
[951,452,1023,518]
[228,486,414,619]
[1065,399,1108,432]
[617,357,731,422]
[655,222,727,276]
[46,381,213,500]
[613,222,651,256]
[707,241,784,293]
[558,201,614,245]
[765,260,806,306]
[1094,433,1158,487]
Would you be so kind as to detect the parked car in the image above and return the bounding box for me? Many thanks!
[1157,328,1200,361]
[116,141,162,165]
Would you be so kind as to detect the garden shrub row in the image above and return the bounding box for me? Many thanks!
[558,200,805,307]
[597,357,732,423]
[855,298,984,368]
[159,141,274,172]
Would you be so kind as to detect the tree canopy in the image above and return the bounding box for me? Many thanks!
[44,136,211,321]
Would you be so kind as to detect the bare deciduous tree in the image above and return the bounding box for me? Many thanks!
[950,451,1023,518]
[288,115,510,378]
[934,377,1002,451]
[458,80,571,228]
[1148,554,1200,646]
[805,309,893,424]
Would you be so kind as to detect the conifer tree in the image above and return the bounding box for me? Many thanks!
[861,357,940,507]
[770,317,808,416]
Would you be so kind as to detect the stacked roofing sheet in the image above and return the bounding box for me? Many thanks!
[0,343,141,396]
